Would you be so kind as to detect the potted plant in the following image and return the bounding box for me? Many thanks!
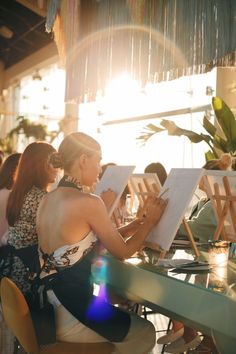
[0,116,61,154]
[138,97,236,168]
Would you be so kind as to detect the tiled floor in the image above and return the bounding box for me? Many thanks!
[153,316,170,353]
[142,309,170,354]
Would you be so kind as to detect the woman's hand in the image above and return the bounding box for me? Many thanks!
[118,218,143,238]
[100,188,117,211]
[143,196,168,225]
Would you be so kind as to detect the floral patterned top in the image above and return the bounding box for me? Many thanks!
[7,186,46,294]
[8,186,46,248]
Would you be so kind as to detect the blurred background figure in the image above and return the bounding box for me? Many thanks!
[0,153,21,246]
[0,150,4,168]
[0,152,21,354]
[144,162,167,186]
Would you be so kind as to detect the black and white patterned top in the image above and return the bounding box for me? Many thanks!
[8,186,46,248]
[7,186,46,294]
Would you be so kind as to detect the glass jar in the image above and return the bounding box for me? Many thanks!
[208,240,230,267]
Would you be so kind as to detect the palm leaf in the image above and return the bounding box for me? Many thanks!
[160,119,209,143]
[137,124,165,143]
[203,115,217,137]
[212,97,236,149]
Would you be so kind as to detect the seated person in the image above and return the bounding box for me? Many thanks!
[0,153,21,245]
[36,132,167,354]
[158,154,232,354]
[3,142,57,296]
[177,154,232,242]
[144,162,167,186]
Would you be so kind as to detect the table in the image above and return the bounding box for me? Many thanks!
[96,249,236,354]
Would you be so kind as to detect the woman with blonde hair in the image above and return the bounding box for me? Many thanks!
[36,132,167,353]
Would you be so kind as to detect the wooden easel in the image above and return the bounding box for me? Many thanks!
[129,173,200,258]
[204,174,236,241]
[128,173,162,207]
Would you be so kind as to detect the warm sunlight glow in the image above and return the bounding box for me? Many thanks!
[106,72,140,99]
[78,70,216,173]
[102,72,141,119]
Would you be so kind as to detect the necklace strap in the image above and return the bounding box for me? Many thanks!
[58,175,83,191]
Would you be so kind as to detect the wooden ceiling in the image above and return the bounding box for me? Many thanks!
[0,0,54,69]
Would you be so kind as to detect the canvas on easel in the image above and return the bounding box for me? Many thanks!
[204,170,236,242]
[145,168,204,257]
[95,165,135,217]
[128,173,162,207]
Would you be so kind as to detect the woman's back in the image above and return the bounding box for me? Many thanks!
[37,186,98,254]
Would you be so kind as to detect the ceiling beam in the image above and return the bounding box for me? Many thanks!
[102,105,212,125]
[16,0,47,17]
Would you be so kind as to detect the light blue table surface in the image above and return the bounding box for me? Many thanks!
[94,247,236,354]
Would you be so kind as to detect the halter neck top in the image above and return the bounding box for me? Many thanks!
[39,231,97,276]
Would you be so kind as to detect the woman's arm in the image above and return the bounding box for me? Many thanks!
[85,195,167,260]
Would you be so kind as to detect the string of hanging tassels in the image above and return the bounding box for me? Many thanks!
[44,0,236,102]
[45,0,61,33]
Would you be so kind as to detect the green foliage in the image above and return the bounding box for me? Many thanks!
[0,116,59,154]
[138,97,236,163]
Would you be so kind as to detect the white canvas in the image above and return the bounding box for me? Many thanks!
[147,168,204,250]
[95,165,135,216]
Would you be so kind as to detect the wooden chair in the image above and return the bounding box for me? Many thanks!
[0,277,115,354]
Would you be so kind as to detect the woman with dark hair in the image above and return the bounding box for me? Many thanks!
[4,142,57,295]
[0,153,21,244]
[144,162,167,186]
[0,150,4,168]
[36,132,167,353]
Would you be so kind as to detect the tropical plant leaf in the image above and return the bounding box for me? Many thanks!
[160,119,208,143]
[205,150,218,161]
[137,124,165,143]
[203,115,217,137]
[212,134,229,152]
[212,97,236,149]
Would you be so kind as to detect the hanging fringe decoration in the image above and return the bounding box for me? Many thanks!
[46,0,61,33]
[52,0,80,67]
[37,0,45,9]
[45,0,236,102]
[63,0,81,102]
[53,10,66,66]
[126,0,145,24]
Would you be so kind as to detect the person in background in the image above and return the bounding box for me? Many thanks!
[158,154,232,354]
[177,154,232,243]
[4,142,57,296]
[144,162,168,186]
[36,132,167,354]
[0,150,4,168]
[0,153,21,245]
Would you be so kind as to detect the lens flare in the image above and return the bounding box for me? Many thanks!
[87,257,114,321]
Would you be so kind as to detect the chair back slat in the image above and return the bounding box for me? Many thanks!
[1,277,39,354]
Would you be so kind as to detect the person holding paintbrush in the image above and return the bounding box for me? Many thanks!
[35,132,168,354]
[158,154,232,354]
